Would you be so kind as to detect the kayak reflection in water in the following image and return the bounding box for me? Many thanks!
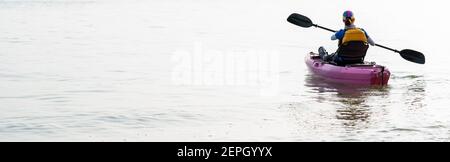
[319,10,376,66]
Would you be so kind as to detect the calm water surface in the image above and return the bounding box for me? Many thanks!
[0,0,449,141]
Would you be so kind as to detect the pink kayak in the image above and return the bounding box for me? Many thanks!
[305,52,390,85]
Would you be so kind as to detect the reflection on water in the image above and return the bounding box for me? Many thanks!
[304,74,391,129]
[293,73,431,141]
[283,70,434,141]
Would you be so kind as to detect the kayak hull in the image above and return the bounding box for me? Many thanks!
[305,52,390,85]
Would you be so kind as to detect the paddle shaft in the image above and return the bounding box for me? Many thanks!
[314,24,336,33]
[374,44,400,53]
[313,24,400,53]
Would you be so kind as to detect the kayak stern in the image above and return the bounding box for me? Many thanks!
[305,52,391,86]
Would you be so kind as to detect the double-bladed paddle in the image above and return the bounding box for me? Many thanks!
[287,13,425,64]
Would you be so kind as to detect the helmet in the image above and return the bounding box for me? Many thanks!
[342,10,355,25]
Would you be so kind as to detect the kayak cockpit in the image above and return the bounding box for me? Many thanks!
[309,52,377,67]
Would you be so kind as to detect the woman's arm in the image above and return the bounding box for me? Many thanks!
[331,29,345,41]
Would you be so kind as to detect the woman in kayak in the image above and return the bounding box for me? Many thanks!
[319,11,375,65]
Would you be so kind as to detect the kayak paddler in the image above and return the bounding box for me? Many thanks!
[318,10,375,66]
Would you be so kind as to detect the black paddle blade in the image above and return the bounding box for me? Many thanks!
[399,49,425,64]
[287,13,313,28]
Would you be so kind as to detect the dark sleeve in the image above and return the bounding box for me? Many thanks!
[334,29,345,40]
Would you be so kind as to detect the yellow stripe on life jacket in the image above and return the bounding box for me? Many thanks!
[341,28,368,45]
